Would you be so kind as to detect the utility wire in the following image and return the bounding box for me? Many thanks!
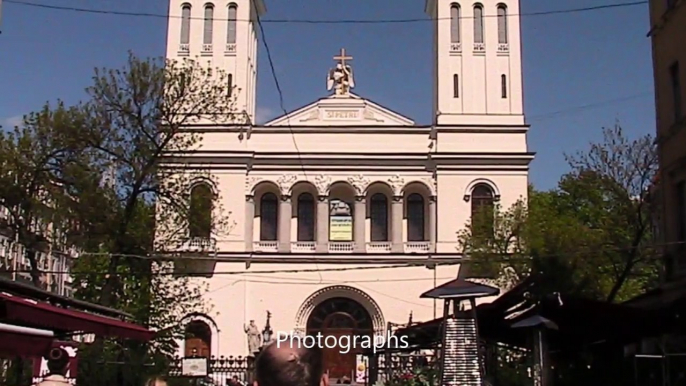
[527,91,653,122]
[3,0,648,24]
[8,240,683,276]
[250,0,321,283]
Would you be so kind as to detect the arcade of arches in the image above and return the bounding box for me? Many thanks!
[306,297,375,380]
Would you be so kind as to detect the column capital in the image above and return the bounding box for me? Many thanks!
[280,194,291,202]
[392,196,403,203]
[318,195,329,202]
[355,195,366,202]
[429,195,437,203]
[246,195,254,202]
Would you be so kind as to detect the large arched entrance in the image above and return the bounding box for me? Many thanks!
[306,297,374,381]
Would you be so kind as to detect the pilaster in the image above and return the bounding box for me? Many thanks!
[278,195,291,253]
[391,196,404,253]
[245,195,255,251]
[354,196,366,253]
[316,196,329,253]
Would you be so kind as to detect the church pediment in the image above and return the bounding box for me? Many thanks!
[264,94,415,127]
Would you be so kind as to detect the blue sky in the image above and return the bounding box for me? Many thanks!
[0,0,655,189]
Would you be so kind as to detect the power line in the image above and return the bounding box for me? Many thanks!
[8,239,682,277]
[250,0,322,283]
[4,0,648,24]
[527,91,653,122]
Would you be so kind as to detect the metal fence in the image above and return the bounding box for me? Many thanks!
[168,356,252,386]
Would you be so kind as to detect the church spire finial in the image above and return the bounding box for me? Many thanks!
[326,48,355,97]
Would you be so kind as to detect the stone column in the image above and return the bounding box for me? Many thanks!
[429,196,437,253]
[278,195,291,252]
[391,196,404,253]
[316,196,329,253]
[245,195,254,251]
[354,196,366,253]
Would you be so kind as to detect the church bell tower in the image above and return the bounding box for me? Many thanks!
[426,0,525,126]
[166,0,266,124]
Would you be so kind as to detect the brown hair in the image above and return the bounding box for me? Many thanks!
[145,376,168,386]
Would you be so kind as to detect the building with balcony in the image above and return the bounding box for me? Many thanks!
[0,207,76,297]
[164,0,532,378]
[649,0,686,279]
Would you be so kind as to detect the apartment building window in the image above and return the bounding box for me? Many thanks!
[670,61,682,122]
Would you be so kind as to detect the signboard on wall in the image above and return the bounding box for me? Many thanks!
[329,217,352,241]
[329,199,353,241]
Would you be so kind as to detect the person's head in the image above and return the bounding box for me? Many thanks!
[254,339,327,386]
[46,348,69,376]
[145,376,168,386]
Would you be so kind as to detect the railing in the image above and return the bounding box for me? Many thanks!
[253,241,277,252]
[174,237,217,253]
[168,356,251,386]
[178,43,190,54]
[291,241,315,252]
[404,242,430,253]
[367,242,392,253]
[473,42,485,53]
[497,43,509,53]
[328,242,354,253]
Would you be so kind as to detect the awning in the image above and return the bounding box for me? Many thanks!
[0,292,154,341]
[0,323,55,357]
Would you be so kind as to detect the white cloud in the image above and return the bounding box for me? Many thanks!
[1,115,23,129]
[255,107,276,124]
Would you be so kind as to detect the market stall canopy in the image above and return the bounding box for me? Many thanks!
[419,278,500,300]
[0,292,154,341]
[0,322,55,357]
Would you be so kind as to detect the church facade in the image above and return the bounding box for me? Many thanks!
[164,0,532,378]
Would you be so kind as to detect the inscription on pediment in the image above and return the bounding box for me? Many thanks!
[324,109,361,120]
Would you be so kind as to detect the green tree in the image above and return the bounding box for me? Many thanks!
[60,53,239,384]
[0,104,85,287]
[458,124,659,302]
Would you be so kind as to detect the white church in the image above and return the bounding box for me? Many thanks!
[164,0,532,379]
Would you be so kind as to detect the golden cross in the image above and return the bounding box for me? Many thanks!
[333,48,353,67]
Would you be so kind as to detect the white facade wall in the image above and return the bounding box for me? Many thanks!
[165,0,531,360]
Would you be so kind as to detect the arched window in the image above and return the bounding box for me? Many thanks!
[471,184,495,235]
[501,74,507,98]
[407,194,425,242]
[180,4,191,45]
[227,4,238,44]
[450,4,461,43]
[453,74,460,98]
[189,184,212,239]
[370,194,389,242]
[297,193,315,242]
[184,320,211,357]
[260,193,278,241]
[497,5,508,44]
[203,4,214,45]
[474,4,484,44]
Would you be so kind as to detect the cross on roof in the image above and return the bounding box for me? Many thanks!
[333,48,353,67]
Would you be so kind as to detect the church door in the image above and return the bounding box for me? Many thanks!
[307,298,374,382]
